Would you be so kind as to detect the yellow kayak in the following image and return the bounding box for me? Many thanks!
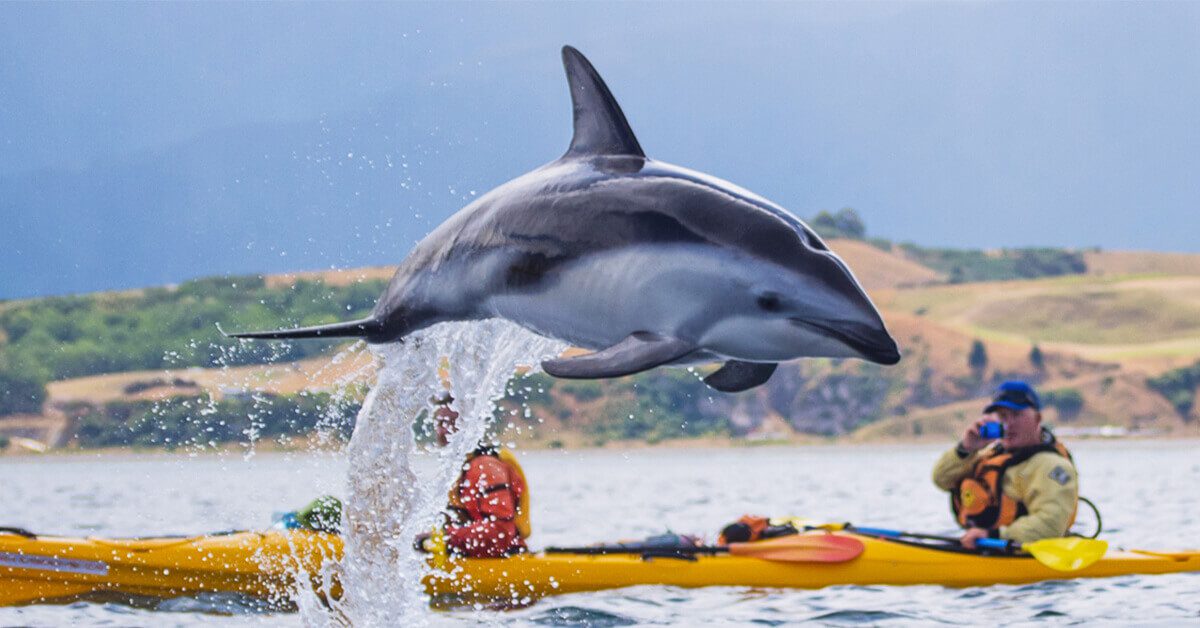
[2,528,1198,608]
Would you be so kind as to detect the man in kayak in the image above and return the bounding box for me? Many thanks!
[932,380,1078,549]
[425,392,532,558]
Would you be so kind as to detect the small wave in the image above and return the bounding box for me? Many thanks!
[155,592,279,615]
[810,609,911,624]
[531,605,638,627]
[1015,579,1079,593]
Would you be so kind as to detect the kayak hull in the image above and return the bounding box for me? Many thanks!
[2,530,1198,607]
[0,531,340,608]
[435,544,1200,600]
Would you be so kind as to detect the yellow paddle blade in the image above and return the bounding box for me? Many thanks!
[1024,537,1108,572]
[728,533,864,563]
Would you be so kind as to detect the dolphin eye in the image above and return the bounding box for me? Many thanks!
[756,292,783,312]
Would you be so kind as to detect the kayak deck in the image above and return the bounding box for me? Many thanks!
[2,530,1198,608]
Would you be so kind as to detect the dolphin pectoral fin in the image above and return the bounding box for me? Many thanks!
[703,361,778,393]
[561,46,645,159]
[541,332,694,379]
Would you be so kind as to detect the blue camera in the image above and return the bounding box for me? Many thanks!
[978,421,1005,440]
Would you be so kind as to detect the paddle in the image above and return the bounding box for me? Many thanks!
[727,533,864,563]
[545,533,864,564]
[843,525,1108,572]
[985,536,1109,572]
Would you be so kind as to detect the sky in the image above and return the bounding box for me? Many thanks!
[2,2,1199,298]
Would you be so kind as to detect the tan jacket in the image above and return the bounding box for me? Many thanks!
[932,442,1078,543]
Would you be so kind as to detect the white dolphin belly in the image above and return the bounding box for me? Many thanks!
[488,244,813,361]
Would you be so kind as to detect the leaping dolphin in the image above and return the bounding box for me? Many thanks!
[227,46,900,392]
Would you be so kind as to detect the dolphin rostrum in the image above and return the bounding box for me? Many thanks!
[227,46,900,392]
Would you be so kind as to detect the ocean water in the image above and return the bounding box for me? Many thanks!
[2,440,1198,626]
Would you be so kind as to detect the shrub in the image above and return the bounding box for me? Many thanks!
[1147,361,1200,420]
[70,392,359,449]
[810,208,866,240]
[968,340,989,379]
[0,368,48,416]
[560,380,604,403]
[900,245,1087,283]
[1043,388,1084,421]
[1029,345,1045,372]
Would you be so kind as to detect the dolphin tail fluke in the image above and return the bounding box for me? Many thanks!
[542,332,694,380]
[703,360,778,393]
[222,317,386,342]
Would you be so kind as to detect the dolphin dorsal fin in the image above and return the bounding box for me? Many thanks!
[561,46,645,158]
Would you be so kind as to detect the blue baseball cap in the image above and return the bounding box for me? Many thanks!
[984,380,1041,413]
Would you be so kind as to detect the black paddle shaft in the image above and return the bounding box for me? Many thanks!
[544,545,724,556]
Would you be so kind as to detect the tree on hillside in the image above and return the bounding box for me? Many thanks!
[1029,344,1045,372]
[1043,389,1084,422]
[810,207,866,240]
[1146,361,1200,421]
[0,369,48,416]
[968,340,989,381]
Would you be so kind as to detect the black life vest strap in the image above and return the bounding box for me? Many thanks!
[1002,429,1071,466]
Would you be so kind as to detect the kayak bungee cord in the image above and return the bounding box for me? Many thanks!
[545,533,864,563]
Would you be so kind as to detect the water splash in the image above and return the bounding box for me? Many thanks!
[311,320,564,626]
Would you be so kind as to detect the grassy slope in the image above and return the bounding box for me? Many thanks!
[876,274,1200,373]
[824,238,945,290]
[46,345,377,404]
[1085,251,1200,277]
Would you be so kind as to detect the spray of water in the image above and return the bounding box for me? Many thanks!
[301,320,564,626]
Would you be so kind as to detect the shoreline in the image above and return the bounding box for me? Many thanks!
[4,431,1197,459]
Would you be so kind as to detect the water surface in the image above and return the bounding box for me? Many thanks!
[2,441,1198,626]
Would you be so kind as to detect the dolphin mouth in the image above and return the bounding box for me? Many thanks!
[791,317,901,365]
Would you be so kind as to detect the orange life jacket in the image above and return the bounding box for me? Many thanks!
[444,447,530,557]
[952,435,1076,530]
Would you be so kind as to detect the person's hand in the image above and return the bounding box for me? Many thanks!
[960,527,989,549]
[959,415,991,453]
[413,532,432,553]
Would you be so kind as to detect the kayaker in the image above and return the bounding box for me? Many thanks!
[932,380,1078,549]
[280,394,530,558]
[422,392,531,558]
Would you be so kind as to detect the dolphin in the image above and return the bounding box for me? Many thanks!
[227,46,900,392]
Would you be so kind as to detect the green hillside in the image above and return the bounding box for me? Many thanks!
[0,275,385,416]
